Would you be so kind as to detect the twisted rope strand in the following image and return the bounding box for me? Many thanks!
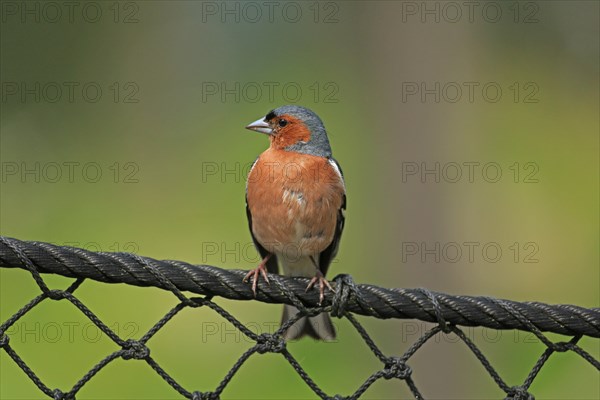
[1,237,598,338]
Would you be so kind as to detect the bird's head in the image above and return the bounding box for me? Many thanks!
[245,105,332,158]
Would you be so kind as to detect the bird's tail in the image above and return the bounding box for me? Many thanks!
[281,304,336,341]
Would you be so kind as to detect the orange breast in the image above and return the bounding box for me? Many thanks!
[246,149,344,259]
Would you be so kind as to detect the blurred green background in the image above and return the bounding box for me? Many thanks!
[1,1,598,399]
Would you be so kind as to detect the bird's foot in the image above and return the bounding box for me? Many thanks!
[306,270,333,305]
[243,254,272,296]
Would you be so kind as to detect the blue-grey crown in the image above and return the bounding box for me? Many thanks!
[269,105,332,158]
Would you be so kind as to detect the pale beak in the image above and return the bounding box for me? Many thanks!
[245,117,273,135]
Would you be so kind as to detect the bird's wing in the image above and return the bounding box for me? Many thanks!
[318,157,346,276]
[246,157,279,274]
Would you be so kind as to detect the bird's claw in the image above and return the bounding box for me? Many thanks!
[243,255,271,296]
[306,271,332,305]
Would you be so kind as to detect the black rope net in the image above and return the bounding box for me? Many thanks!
[0,236,598,399]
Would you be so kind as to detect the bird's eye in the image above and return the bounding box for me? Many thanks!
[278,119,288,127]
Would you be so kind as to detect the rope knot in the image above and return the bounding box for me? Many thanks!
[192,391,217,400]
[417,288,451,333]
[506,386,535,400]
[551,342,570,352]
[383,357,412,380]
[256,333,285,354]
[331,274,356,317]
[52,389,72,400]
[47,289,66,301]
[122,339,150,360]
[0,334,9,348]
[186,296,209,308]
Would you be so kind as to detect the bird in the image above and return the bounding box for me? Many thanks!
[243,105,346,341]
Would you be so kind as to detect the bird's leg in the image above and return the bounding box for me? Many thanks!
[243,253,272,296]
[306,257,333,305]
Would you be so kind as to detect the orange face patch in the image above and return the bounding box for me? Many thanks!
[268,115,312,150]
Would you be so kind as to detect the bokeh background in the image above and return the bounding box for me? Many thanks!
[1,1,598,399]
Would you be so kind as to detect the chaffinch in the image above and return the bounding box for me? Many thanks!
[244,105,346,341]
